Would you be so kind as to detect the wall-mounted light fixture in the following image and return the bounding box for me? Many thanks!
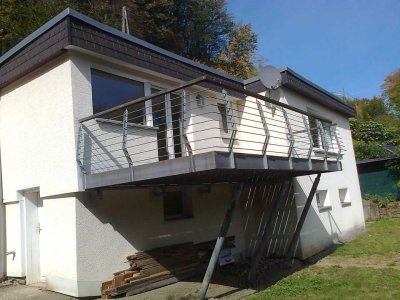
[196,94,205,107]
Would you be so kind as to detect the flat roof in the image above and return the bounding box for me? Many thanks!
[0,7,354,116]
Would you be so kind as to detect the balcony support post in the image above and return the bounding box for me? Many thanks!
[283,109,295,169]
[198,183,244,300]
[284,173,321,260]
[182,90,194,172]
[257,101,270,169]
[123,109,134,181]
[223,89,236,169]
[302,115,313,170]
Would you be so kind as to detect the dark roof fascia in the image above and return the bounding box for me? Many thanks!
[0,9,70,65]
[0,8,243,84]
[244,68,356,117]
[357,157,398,165]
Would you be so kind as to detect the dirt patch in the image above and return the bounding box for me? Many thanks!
[315,254,400,269]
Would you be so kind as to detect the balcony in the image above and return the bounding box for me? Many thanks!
[77,77,344,189]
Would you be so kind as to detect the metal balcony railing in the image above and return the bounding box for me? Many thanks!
[77,76,345,176]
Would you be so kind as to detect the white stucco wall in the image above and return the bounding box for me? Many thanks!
[5,202,23,277]
[279,87,365,258]
[42,196,78,296]
[74,185,245,297]
[0,57,80,199]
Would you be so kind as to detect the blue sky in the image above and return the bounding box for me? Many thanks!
[227,0,400,99]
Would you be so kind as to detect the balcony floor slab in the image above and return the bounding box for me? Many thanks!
[84,151,341,189]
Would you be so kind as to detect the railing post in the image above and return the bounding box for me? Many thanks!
[317,120,328,170]
[302,115,313,170]
[333,125,341,161]
[123,109,134,180]
[182,90,194,172]
[76,124,87,175]
[257,101,270,169]
[333,125,342,170]
[282,108,295,169]
[223,89,237,168]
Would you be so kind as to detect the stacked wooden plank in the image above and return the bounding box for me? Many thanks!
[101,242,200,298]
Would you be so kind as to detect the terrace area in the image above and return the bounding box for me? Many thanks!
[76,76,345,190]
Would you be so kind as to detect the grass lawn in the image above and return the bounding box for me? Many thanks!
[250,219,400,300]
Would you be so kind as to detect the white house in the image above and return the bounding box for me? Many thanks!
[0,9,365,298]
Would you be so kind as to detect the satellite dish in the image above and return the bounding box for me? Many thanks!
[259,65,282,90]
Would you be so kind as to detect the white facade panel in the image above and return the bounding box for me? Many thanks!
[0,57,80,199]
[5,203,23,277]
[280,87,365,258]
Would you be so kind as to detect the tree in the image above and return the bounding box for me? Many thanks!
[0,0,259,78]
[382,68,400,113]
[349,118,398,160]
[213,23,258,78]
[350,97,387,121]
[353,141,391,161]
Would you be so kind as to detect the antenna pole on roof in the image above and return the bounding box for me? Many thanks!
[122,6,130,34]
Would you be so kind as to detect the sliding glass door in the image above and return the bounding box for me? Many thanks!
[151,89,183,161]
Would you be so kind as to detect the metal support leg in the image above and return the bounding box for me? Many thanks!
[247,180,291,284]
[284,173,321,260]
[123,109,134,180]
[182,90,195,172]
[76,124,87,175]
[282,108,294,169]
[333,125,342,169]
[317,121,328,170]
[257,101,270,169]
[198,183,244,300]
[302,115,313,170]
[223,89,237,169]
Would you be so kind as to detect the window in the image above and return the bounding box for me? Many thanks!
[163,189,193,221]
[151,88,168,161]
[218,103,229,133]
[91,69,145,123]
[316,189,330,210]
[339,188,350,205]
[308,115,333,150]
[308,116,320,148]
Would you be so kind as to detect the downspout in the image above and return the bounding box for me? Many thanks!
[0,141,5,278]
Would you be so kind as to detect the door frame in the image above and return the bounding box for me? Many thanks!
[19,187,42,284]
[148,84,184,160]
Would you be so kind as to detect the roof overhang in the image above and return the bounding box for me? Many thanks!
[0,8,355,118]
[244,68,356,117]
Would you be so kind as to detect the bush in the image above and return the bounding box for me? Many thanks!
[364,194,396,208]
[353,141,390,160]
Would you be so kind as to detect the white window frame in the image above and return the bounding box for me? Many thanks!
[316,189,331,211]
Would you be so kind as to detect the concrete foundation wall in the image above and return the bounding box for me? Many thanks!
[74,185,245,297]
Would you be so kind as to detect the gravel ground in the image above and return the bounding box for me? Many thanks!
[0,283,72,300]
